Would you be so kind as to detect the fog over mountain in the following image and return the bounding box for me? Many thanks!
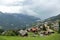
[0,0,60,19]
[0,12,40,30]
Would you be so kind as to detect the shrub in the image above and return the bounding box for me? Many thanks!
[0,29,4,35]
[2,30,19,36]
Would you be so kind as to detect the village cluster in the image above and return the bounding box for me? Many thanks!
[0,21,59,37]
[18,21,59,37]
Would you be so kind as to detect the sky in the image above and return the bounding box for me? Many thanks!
[0,0,60,19]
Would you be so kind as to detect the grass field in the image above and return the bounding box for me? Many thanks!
[0,33,60,40]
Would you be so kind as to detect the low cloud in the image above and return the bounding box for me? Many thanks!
[23,0,60,19]
[0,0,60,19]
[0,6,23,13]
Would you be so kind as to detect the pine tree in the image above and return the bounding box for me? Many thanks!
[58,21,60,33]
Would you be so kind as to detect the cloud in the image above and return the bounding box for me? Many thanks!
[22,9,40,18]
[23,0,60,19]
[0,0,24,13]
[0,0,24,5]
[0,6,23,13]
[0,0,60,19]
[7,0,33,6]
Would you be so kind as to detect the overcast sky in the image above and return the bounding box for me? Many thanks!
[0,0,60,19]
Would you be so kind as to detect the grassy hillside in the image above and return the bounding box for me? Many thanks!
[0,33,60,40]
[44,14,60,22]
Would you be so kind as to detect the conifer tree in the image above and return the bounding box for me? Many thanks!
[58,21,60,33]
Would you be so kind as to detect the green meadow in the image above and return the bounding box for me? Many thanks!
[0,33,60,40]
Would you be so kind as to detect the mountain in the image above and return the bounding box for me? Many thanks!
[0,12,40,30]
[44,14,60,22]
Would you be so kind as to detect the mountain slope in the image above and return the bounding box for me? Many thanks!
[0,12,40,30]
[44,14,60,22]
